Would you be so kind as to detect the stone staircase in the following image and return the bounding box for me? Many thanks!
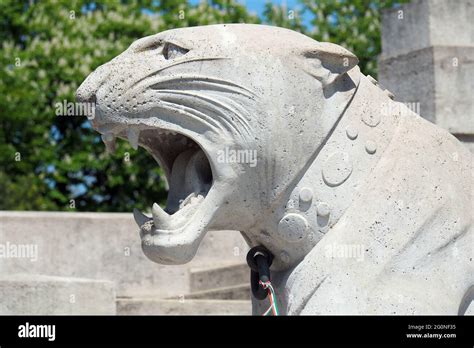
[0,274,116,315]
[117,262,251,315]
[186,262,250,303]
[5,212,471,315]
[0,211,252,315]
[116,298,250,315]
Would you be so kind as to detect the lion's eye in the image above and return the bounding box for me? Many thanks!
[163,42,189,60]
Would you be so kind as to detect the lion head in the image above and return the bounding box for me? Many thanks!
[76,24,360,268]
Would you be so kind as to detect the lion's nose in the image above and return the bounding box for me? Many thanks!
[76,64,110,104]
[75,88,96,105]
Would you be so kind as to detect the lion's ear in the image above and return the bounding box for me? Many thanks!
[301,42,358,88]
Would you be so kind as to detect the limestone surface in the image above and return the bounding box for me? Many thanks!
[0,274,116,314]
[379,0,474,150]
[77,24,473,315]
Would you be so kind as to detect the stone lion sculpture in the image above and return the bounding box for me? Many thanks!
[77,24,473,315]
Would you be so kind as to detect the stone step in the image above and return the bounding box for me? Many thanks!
[0,211,248,298]
[189,263,249,293]
[116,298,251,315]
[0,274,116,315]
[171,283,250,300]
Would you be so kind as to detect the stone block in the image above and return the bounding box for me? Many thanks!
[380,0,474,150]
[381,0,474,59]
[176,284,250,300]
[0,211,248,298]
[189,263,249,293]
[116,298,251,315]
[0,274,115,315]
[379,46,474,134]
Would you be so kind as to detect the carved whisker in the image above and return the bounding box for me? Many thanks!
[153,89,253,140]
[150,75,257,99]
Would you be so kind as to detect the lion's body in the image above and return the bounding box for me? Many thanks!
[255,74,473,315]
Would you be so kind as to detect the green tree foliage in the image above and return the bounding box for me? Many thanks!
[0,0,258,212]
[0,0,407,212]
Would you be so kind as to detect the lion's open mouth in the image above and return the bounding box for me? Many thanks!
[101,124,213,231]
[141,128,213,230]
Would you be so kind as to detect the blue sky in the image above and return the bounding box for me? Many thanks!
[188,0,310,26]
[189,0,301,13]
[234,0,301,15]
